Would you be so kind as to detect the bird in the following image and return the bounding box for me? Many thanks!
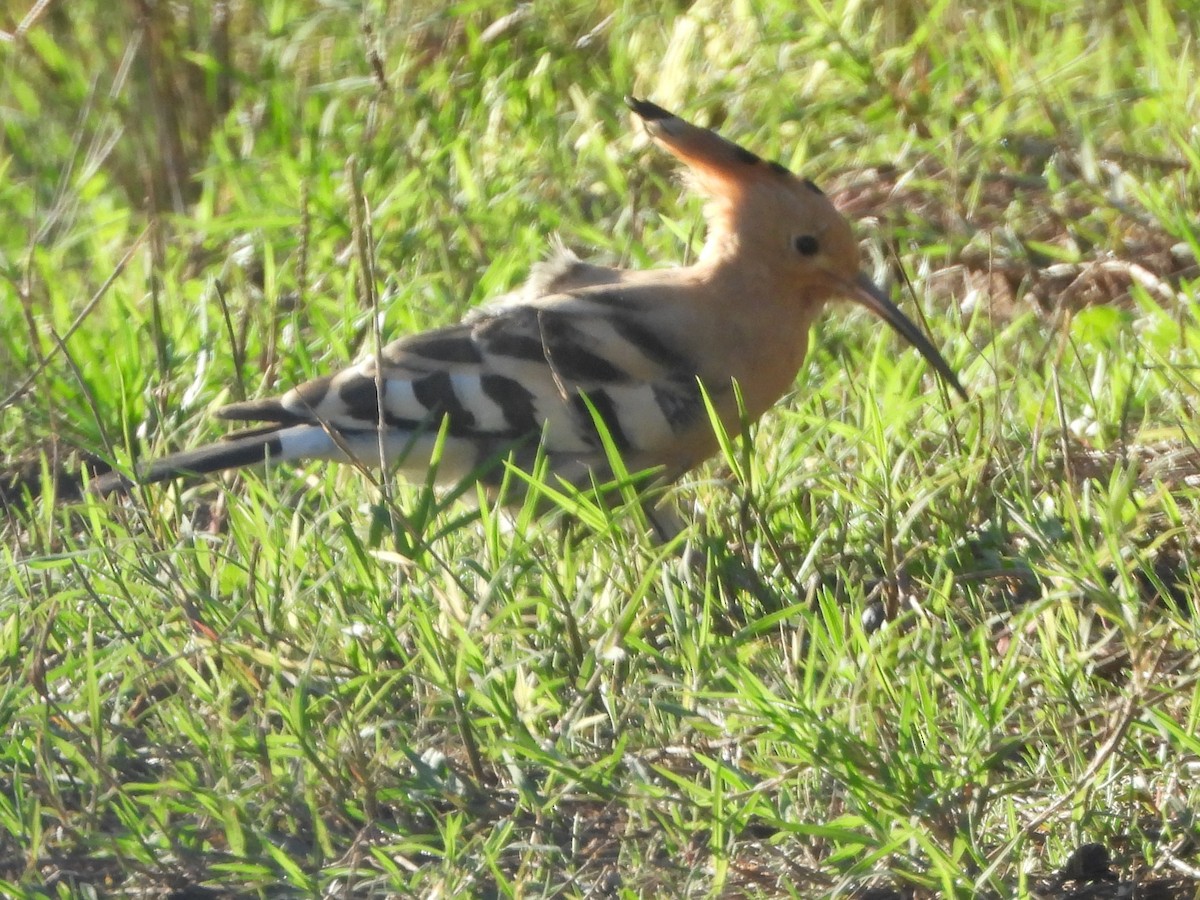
[91,97,965,503]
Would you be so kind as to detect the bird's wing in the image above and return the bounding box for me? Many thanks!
[215,287,716,487]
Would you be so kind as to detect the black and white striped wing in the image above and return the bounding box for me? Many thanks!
[217,294,712,485]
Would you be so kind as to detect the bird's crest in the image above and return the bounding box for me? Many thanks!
[625,97,795,194]
[625,96,832,265]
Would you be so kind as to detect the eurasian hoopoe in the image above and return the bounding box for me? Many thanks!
[92,98,965,500]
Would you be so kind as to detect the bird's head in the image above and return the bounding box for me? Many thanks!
[626,96,966,400]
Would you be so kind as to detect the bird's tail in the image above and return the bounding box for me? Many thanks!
[88,425,342,496]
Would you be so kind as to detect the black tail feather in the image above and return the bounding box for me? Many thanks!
[89,431,285,495]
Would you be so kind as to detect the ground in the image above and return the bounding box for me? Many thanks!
[2,1,1200,897]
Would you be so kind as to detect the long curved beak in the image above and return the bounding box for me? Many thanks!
[849,273,967,400]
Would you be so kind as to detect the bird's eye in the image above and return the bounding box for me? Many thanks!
[794,235,820,256]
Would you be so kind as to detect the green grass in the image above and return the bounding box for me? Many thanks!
[3,1,1200,896]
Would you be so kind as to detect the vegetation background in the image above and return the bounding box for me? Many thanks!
[2,0,1199,896]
